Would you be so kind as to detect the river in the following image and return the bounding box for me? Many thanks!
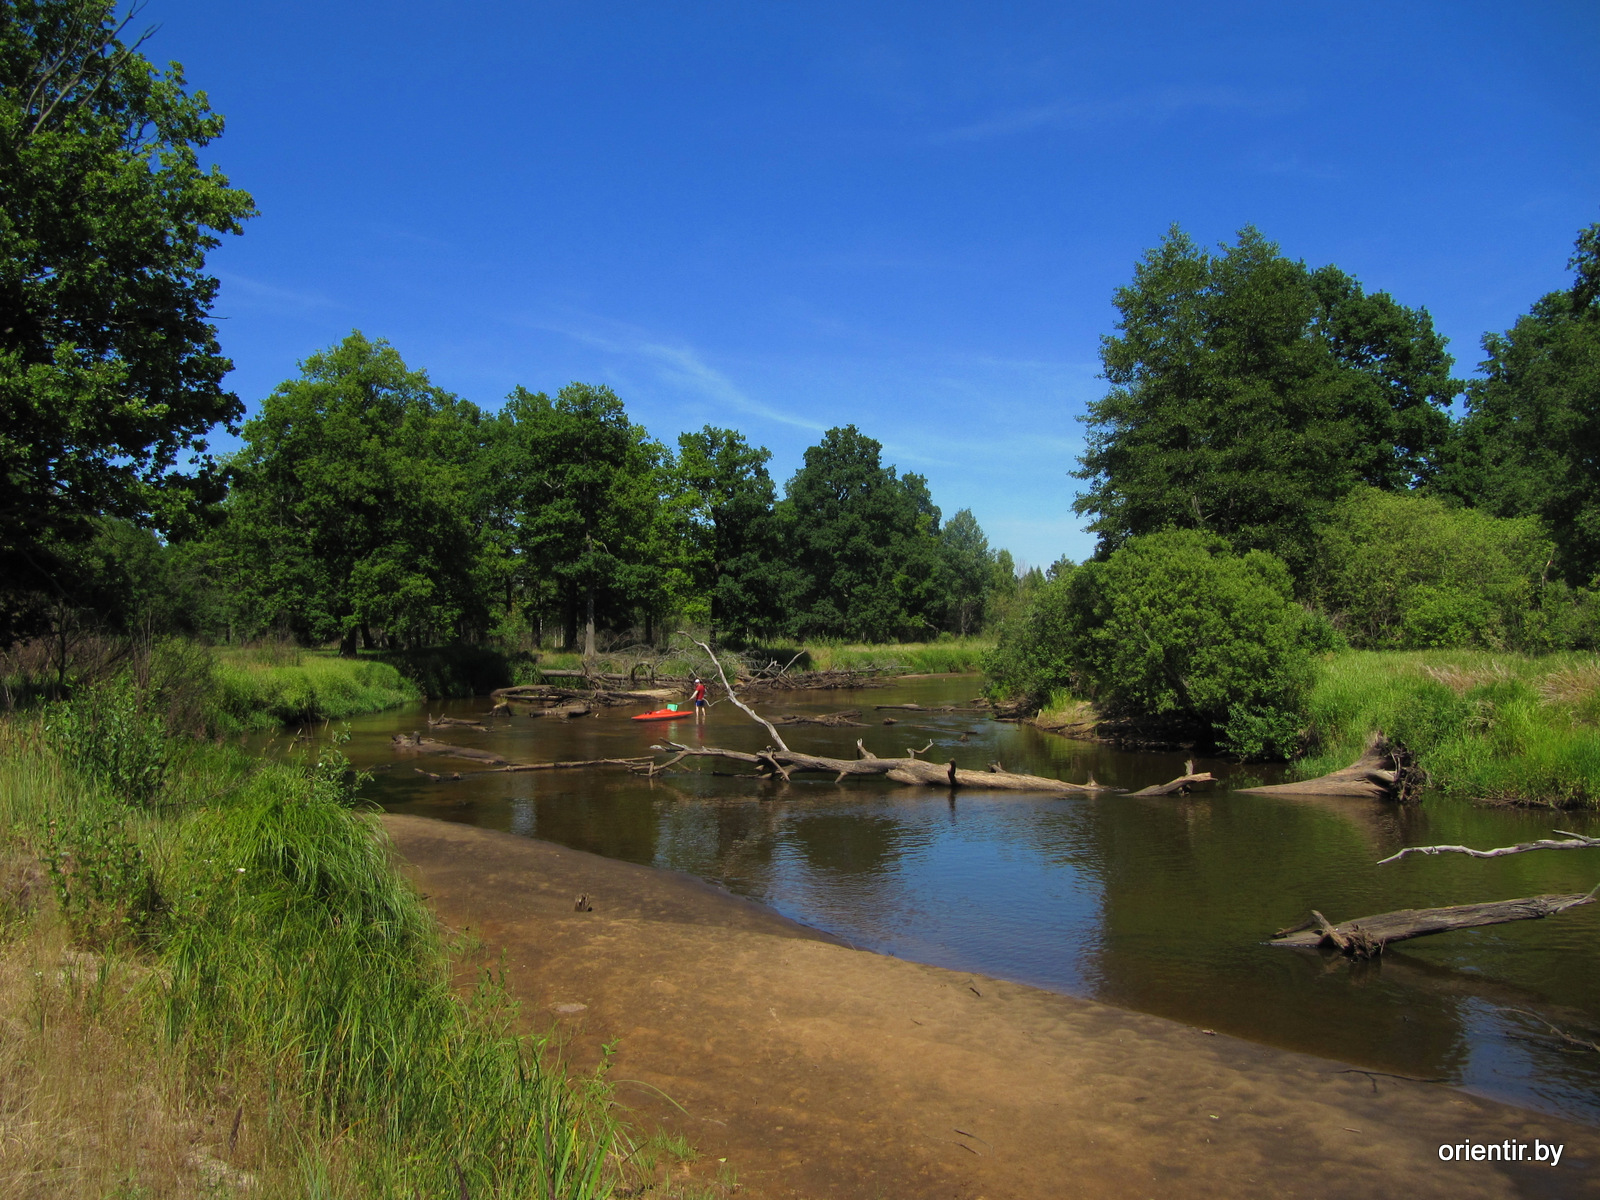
[296,674,1600,1125]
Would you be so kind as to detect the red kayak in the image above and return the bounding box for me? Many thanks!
[632,707,689,721]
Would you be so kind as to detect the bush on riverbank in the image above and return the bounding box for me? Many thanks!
[0,684,629,1197]
[987,531,1335,758]
[1298,650,1600,806]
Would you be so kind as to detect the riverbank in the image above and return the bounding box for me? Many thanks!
[387,815,1600,1200]
[0,707,627,1199]
[1024,649,1600,806]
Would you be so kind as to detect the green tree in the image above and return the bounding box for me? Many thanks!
[1309,488,1568,650]
[1075,226,1458,577]
[217,334,492,652]
[1443,223,1600,586]
[491,383,663,656]
[988,530,1334,758]
[0,0,255,642]
[672,426,786,642]
[939,508,994,635]
[779,426,944,641]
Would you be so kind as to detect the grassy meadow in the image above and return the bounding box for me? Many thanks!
[210,645,420,730]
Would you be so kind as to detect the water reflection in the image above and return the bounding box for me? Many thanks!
[274,676,1600,1124]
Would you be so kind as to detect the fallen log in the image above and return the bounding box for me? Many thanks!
[650,739,1119,794]
[390,732,510,765]
[873,702,993,713]
[490,684,663,708]
[1127,771,1216,797]
[1378,831,1600,866]
[1270,890,1599,958]
[1236,734,1423,802]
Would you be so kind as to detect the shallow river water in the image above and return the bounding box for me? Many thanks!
[294,675,1600,1125]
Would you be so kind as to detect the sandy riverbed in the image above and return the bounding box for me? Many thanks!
[384,814,1600,1199]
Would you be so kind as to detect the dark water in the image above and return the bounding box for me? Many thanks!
[280,676,1600,1125]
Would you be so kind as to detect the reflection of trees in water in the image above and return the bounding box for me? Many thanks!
[786,810,908,877]
[652,792,785,888]
[518,781,665,866]
[1081,792,1472,1082]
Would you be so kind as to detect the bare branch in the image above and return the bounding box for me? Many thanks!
[1377,834,1600,866]
[680,632,789,752]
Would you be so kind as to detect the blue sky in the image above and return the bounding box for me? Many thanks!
[153,0,1597,568]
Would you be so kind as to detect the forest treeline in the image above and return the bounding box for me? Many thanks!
[989,222,1600,756]
[25,333,1028,655]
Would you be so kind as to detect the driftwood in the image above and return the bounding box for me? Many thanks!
[502,756,656,773]
[490,684,663,709]
[1378,831,1600,866]
[771,710,868,727]
[873,702,992,714]
[1271,891,1599,958]
[1236,735,1423,802]
[742,669,890,692]
[1127,771,1216,797]
[649,738,1119,793]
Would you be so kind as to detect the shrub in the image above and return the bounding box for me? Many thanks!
[45,677,170,806]
[1310,488,1586,650]
[988,530,1335,757]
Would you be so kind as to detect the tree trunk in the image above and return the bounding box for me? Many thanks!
[360,622,374,650]
[339,625,359,658]
[584,585,596,661]
[563,588,578,652]
[1271,891,1598,958]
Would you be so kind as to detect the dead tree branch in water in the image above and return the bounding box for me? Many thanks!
[680,633,790,752]
[1377,832,1600,865]
[1236,734,1424,802]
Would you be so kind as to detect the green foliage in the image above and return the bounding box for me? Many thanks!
[45,677,169,805]
[217,333,493,651]
[1310,487,1579,650]
[0,0,255,644]
[1443,222,1600,586]
[489,383,666,651]
[210,650,419,730]
[989,530,1335,758]
[778,425,948,641]
[42,800,163,949]
[1300,651,1600,807]
[670,426,787,640]
[1075,226,1459,577]
[939,509,995,635]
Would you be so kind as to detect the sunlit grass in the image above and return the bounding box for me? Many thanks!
[1299,650,1600,806]
[211,649,419,730]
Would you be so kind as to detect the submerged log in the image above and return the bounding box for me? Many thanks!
[873,702,993,713]
[1236,734,1423,802]
[427,714,488,731]
[391,732,510,765]
[772,710,869,727]
[1271,890,1599,958]
[649,739,1119,794]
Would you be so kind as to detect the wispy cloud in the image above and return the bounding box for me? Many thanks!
[926,86,1301,146]
[529,317,829,435]
[213,269,338,313]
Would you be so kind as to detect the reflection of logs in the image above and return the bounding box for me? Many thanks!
[1271,890,1599,959]
[1126,771,1215,797]
[648,739,1119,793]
[873,702,993,713]
[1236,735,1423,802]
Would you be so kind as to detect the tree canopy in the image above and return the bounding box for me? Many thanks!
[1074,226,1458,578]
[0,0,254,642]
[1443,223,1600,587]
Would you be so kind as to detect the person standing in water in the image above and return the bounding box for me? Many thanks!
[691,677,708,721]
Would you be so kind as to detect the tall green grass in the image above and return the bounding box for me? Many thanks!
[0,698,627,1198]
[1299,650,1600,807]
[794,638,994,675]
[212,648,419,730]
